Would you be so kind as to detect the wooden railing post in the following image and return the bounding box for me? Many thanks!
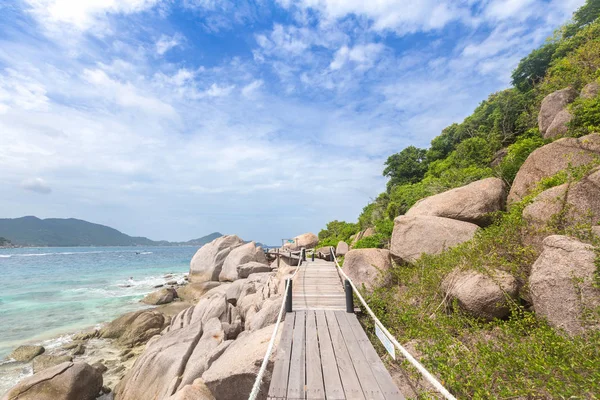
[345,279,354,313]
[285,279,293,313]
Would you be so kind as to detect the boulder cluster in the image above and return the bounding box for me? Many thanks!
[340,88,600,336]
[111,235,297,400]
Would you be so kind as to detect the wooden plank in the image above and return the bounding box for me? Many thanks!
[287,311,306,400]
[335,311,386,400]
[315,310,345,400]
[345,314,405,400]
[268,312,297,399]
[305,311,325,399]
[325,310,365,400]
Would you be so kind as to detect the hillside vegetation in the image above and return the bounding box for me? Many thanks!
[0,216,222,247]
[319,1,600,398]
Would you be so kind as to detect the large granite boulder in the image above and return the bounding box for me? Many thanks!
[177,282,221,303]
[114,318,228,400]
[538,87,577,138]
[202,324,281,400]
[390,216,479,263]
[581,81,600,99]
[247,296,283,331]
[441,269,519,320]
[545,109,573,138]
[141,288,177,305]
[238,262,272,279]
[1,362,102,400]
[99,309,165,347]
[523,168,600,248]
[167,380,215,400]
[190,235,245,283]
[283,232,318,250]
[219,242,268,282]
[351,227,375,247]
[336,241,349,256]
[529,235,600,336]
[508,133,600,203]
[9,345,44,362]
[32,355,73,373]
[343,249,392,291]
[406,177,506,226]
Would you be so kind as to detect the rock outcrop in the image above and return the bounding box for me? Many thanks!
[390,216,478,263]
[523,167,600,248]
[351,227,375,247]
[529,235,600,336]
[1,362,102,400]
[100,309,165,347]
[202,324,280,400]
[177,282,221,303]
[343,249,392,291]
[538,87,577,138]
[336,241,349,256]
[546,109,573,138]
[114,318,227,400]
[238,262,272,279]
[581,81,600,99]
[219,242,267,282]
[406,177,506,226]
[9,345,44,362]
[508,133,600,203]
[442,269,519,320]
[33,355,73,373]
[283,232,318,250]
[141,288,177,305]
[190,235,245,283]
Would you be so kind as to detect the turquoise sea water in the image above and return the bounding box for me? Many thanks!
[0,246,197,359]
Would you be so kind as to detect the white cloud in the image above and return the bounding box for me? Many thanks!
[329,43,385,71]
[0,69,49,112]
[242,80,264,97]
[156,33,183,56]
[25,0,161,32]
[82,68,176,117]
[21,178,52,194]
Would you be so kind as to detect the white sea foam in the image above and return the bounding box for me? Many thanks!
[0,255,11,258]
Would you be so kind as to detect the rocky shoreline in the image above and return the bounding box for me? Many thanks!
[1,235,314,400]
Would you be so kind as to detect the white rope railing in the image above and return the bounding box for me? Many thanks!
[248,248,304,400]
[330,247,457,400]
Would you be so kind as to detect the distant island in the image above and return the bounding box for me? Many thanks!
[0,216,223,247]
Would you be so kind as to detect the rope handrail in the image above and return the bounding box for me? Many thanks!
[330,246,457,400]
[248,248,304,400]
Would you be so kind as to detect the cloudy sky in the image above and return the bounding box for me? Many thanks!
[0,0,584,244]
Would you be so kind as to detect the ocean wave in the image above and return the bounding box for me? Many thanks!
[1,249,153,258]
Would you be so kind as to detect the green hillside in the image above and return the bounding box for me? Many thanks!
[0,216,222,247]
[318,1,600,398]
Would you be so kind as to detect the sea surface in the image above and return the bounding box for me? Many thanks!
[0,246,197,360]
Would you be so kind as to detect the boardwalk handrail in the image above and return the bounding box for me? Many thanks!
[248,248,304,400]
[330,247,457,400]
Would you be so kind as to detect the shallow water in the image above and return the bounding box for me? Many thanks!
[0,246,197,359]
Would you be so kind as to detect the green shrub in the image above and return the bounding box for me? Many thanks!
[497,130,546,183]
[353,234,387,249]
[569,89,600,136]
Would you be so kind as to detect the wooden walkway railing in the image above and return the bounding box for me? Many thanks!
[266,258,403,400]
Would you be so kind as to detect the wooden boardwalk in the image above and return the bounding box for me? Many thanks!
[268,260,404,400]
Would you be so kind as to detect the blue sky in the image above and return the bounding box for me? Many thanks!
[0,0,585,244]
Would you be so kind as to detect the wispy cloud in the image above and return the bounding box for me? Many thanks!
[0,0,587,243]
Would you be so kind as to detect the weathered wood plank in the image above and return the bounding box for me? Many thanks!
[336,311,386,400]
[305,310,325,399]
[325,310,365,400]
[268,312,297,399]
[345,313,405,400]
[315,310,345,400]
[287,311,306,400]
